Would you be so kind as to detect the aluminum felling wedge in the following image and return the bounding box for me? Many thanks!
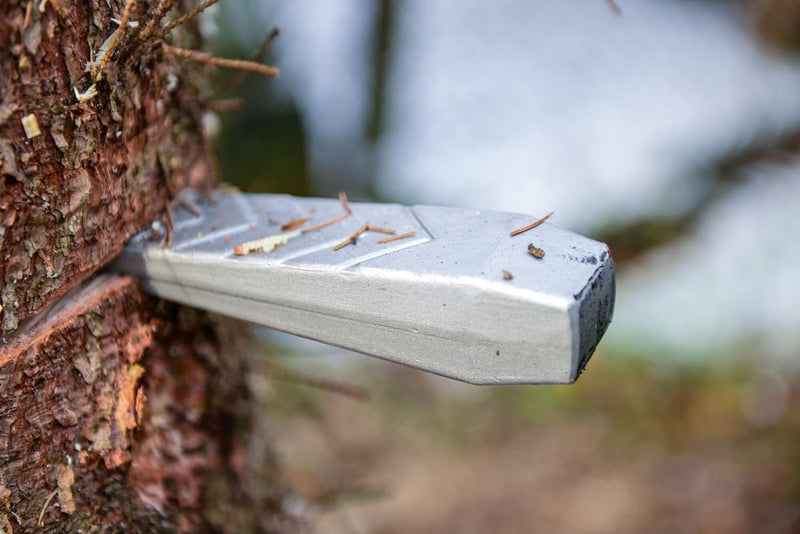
[109,189,615,385]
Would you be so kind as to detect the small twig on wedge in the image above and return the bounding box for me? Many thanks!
[302,192,352,233]
[509,211,553,237]
[366,225,395,234]
[339,191,352,214]
[281,217,311,232]
[377,231,415,244]
[333,222,369,251]
[302,212,349,233]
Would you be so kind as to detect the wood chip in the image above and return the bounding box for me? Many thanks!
[502,269,513,280]
[333,222,369,251]
[234,231,299,256]
[510,211,554,237]
[377,231,415,244]
[280,217,311,232]
[527,243,545,259]
[21,113,41,139]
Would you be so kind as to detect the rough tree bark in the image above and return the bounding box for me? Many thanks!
[0,0,211,333]
[1,1,294,531]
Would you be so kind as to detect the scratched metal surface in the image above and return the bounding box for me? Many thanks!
[110,189,615,384]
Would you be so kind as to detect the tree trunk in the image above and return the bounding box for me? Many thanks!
[1,1,294,531]
[0,0,212,333]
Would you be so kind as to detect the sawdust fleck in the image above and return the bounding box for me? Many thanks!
[55,463,76,514]
[21,113,41,139]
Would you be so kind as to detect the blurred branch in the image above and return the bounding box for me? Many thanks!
[754,0,800,51]
[263,360,371,401]
[212,27,280,100]
[163,44,280,77]
[365,0,395,143]
[596,128,800,264]
[206,97,244,113]
[605,0,622,15]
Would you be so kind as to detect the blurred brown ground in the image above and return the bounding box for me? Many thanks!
[255,353,800,534]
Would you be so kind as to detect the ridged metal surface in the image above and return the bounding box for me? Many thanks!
[110,189,615,384]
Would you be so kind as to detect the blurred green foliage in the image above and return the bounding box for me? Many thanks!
[208,13,310,196]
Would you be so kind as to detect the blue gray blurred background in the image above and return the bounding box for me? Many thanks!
[206,1,800,531]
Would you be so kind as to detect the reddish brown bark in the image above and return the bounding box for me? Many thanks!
[0,0,213,335]
[1,276,296,532]
[1,276,164,531]
[0,1,296,531]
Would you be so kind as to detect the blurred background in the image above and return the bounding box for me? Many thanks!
[205,1,800,532]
